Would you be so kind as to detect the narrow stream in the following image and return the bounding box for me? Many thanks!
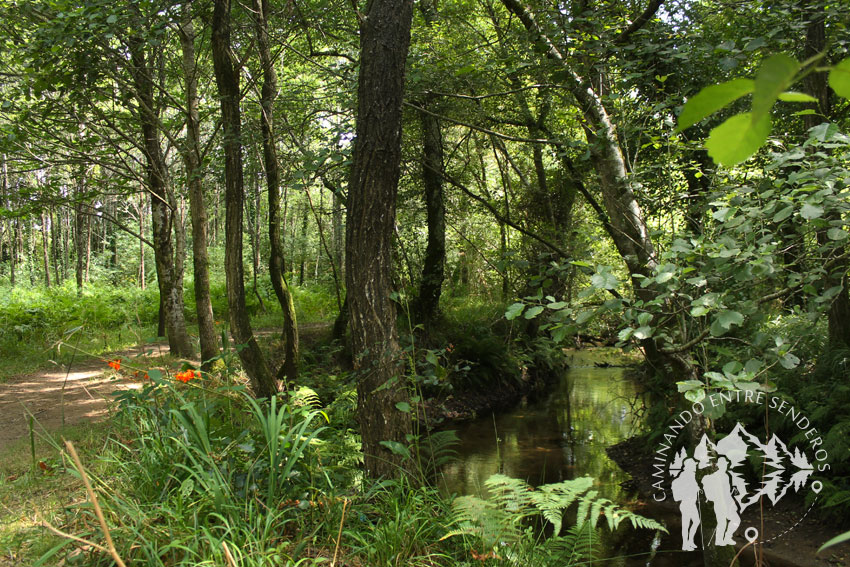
[439,349,693,566]
[440,349,641,500]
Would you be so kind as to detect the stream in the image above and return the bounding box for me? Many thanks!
[439,349,696,566]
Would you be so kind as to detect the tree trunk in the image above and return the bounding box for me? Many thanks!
[211,0,277,398]
[346,0,414,479]
[801,5,850,348]
[298,203,308,286]
[40,210,50,288]
[247,170,266,312]
[253,0,299,383]
[50,206,60,286]
[138,191,146,290]
[179,6,220,371]
[415,100,446,326]
[500,0,683,377]
[128,34,194,358]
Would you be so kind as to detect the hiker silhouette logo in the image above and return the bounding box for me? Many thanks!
[652,389,828,551]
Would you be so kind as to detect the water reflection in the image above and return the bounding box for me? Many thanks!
[440,354,639,502]
[438,351,714,566]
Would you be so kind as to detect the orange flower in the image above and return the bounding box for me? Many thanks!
[107,359,121,371]
[175,369,195,383]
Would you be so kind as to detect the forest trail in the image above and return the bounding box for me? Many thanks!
[0,323,332,454]
[0,342,171,453]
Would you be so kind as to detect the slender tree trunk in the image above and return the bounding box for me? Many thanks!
[128,35,194,358]
[247,171,265,312]
[179,7,220,371]
[61,205,68,281]
[500,0,686,378]
[414,0,446,327]
[252,0,299,383]
[298,203,308,286]
[332,191,343,277]
[50,206,60,285]
[346,0,414,479]
[84,212,91,283]
[28,220,35,285]
[415,101,446,325]
[40,210,50,288]
[139,191,146,290]
[212,0,277,398]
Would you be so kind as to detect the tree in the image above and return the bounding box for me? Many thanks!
[178,2,219,371]
[211,0,277,398]
[346,0,415,478]
[252,0,299,384]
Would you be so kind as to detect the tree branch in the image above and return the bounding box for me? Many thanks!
[615,0,664,45]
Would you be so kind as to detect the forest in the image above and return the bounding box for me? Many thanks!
[1,0,850,565]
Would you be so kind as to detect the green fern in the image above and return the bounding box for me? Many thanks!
[445,473,666,564]
[420,429,459,477]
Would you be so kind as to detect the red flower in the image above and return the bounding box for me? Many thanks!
[107,359,121,371]
[175,369,195,383]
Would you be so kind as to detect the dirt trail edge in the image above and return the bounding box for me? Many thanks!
[0,342,171,453]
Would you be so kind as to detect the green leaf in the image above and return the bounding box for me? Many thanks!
[379,440,411,459]
[677,380,704,392]
[828,58,850,99]
[591,270,619,290]
[800,203,824,220]
[809,122,839,142]
[828,228,848,241]
[779,352,800,369]
[773,205,794,223]
[524,305,545,319]
[575,309,595,324]
[633,326,653,340]
[702,396,726,419]
[705,112,771,166]
[818,530,850,553]
[777,91,817,103]
[551,326,568,343]
[716,310,744,330]
[752,54,799,120]
[505,302,524,320]
[685,388,706,403]
[677,78,754,131]
[395,402,411,413]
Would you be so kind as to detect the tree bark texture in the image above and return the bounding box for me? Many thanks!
[212,0,278,398]
[128,35,194,358]
[346,0,414,479]
[179,7,220,371]
[416,103,446,325]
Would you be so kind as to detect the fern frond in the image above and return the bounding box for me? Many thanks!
[421,429,459,474]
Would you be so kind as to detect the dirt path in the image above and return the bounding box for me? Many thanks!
[0,342,171,453]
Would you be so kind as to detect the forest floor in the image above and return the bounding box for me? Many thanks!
[2,338,848,566]
[0,340,171,454]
